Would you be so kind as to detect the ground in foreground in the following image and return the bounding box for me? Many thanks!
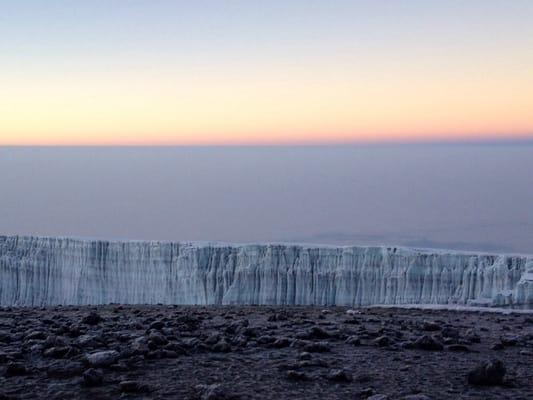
[1,305,532,399]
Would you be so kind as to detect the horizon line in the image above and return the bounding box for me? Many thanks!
[2,136,533,148]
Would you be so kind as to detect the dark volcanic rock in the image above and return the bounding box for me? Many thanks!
[374,335,392,347]
[149,320,165,330]
[43,346,72,358]
[306,326,331,339]
[82,368,103,386]
[303,341,330,353]
[119,380,150,393]
[326,369,352,383]
[345,335,361,345]
[5,362,27,376]
[447,344,470,352]
[46,361,84,378]
[467,359,506,386]
[81,311,103,325]
[421,321,441,331]
[465,329,481,343]
[85,350,119,367]
[413,335,443,351]
[286,370,309,381]
[212,340,231,353]
[196,383,236,400]
[271,337,290,348]
[0,331,12,344]
[441,326,460,339]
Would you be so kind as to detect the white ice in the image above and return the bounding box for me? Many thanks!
[1,235,532,308]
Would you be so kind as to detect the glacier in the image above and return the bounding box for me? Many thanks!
[0,235,532,308]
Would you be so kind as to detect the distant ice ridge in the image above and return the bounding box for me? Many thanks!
[1,235,532,308]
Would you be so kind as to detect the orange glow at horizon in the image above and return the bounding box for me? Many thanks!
[1,61,532,146]
[4,130,533,147]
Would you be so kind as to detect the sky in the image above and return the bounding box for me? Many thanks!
[1,145,532,254]
[1,0,533,145]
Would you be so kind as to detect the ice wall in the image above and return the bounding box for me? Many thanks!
[1,235,532,308]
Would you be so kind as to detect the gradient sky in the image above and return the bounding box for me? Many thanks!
[1,0,532,145]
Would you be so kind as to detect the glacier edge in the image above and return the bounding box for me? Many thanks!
[1,235,532,308]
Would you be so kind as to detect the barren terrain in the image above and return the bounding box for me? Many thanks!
[1,305,532,399]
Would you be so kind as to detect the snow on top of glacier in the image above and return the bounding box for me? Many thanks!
[2,234,532,258]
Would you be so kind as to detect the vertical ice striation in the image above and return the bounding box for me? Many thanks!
[0,235,532,308]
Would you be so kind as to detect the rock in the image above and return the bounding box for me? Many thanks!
[44,335,68,348]
[500,335,519,346]
[196,383,234,400]
[205,333,222,345]
[77,334,102,347]
[413,335,443,351]
[374,335,392,347]
[230,335,248,347]
[212,340,231,353]
[491,342,505,350]
[25,330,46,340]
[271,338,290,348]
[5,362,27,376]
[46,361,84,378]
[131,336,149,354]
[164,342,188,355]
[29,344,44,354]
[0,391,15,400]
[256,335,276,345]
[359,388,374,397]
[467,359,506,386]
[181,337,202,348]
[326,369,352,383]
[239,327,257,338]
[355,373,374,383]
[345,335,361,345]
[82,368,103,386]
[125,354,145,368]
[0,331,12,344]
[441,327,460,338]
[148,331,168,347]
[149,320,165,330]
[303,341,330,353]
[298,358,329,369]
[465,329,481,343]
[346,309,360,316]
[402,395,431,400]
[81,312,103,325]
[447,344,470,352]
[286,370,309,381]
[268,313,288,322]
[306,326,331,339]
[421,321,441,331]
[86,350,119,367]
[367,395,389,400]
[119,380,150,393]
[43,346,71,358]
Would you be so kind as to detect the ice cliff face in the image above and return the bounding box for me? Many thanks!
[1,235,532,308]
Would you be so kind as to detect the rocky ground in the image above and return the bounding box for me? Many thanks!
[0,305,532,400]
